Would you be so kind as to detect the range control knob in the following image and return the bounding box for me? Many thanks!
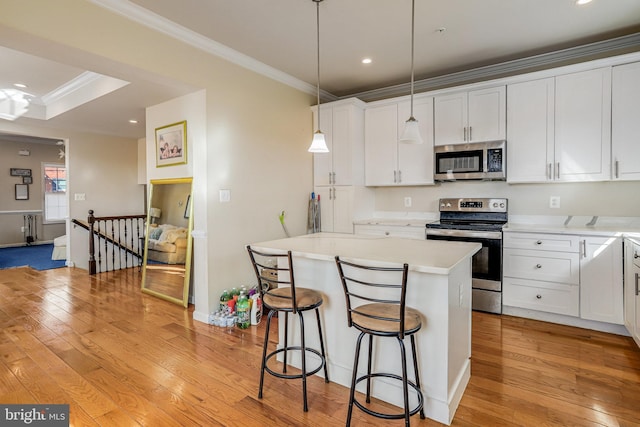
[446,202,452,208]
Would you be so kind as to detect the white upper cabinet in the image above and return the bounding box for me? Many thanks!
[612,61,640,181]
[434,86,506,146]
[312,98,365,187]
[365,97,434,186]
[554,67,611,182]
[507,78,555,183]
[507,68,612,183]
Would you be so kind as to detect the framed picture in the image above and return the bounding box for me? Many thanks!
[22,176,32,184]
[15,184,29,200]
[10,168,31,177]
[184,195,192,219]
[155,120,187,167]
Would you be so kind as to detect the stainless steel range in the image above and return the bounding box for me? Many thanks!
[426,198,507,314]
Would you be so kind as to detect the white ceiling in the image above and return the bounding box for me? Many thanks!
[1,0,640,141]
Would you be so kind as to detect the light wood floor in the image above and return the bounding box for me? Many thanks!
[0,266,639,426]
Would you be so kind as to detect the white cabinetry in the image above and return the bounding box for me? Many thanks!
[554,67,611,181]
[354,223,425,240]
[434,86,505,146]
[580,236,623,324]
[364,97,434,186]
[312,98,365,186]
[612,62,640,181]
[503,233,580,316]
[623,238,640,347]
[507,68,612,183]
[506,78,555,183]
[315,186,354,234]
[504,231,623,325]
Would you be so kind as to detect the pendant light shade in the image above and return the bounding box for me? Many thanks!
[308,0,329,153]
[400,0,423,144]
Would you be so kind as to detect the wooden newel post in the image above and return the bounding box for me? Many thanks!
[88,209,96,275]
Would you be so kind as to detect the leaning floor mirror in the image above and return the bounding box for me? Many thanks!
[141,177,194,307]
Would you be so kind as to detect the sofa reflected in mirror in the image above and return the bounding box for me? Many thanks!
[141,178,193,307]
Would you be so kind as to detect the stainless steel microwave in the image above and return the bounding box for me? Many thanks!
[434,140,506,181]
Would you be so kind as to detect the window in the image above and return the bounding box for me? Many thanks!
[43,163,67,222]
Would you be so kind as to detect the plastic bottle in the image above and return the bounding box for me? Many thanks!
[236,292,250,329]
[250,294,262,325]
[219,289,230,312]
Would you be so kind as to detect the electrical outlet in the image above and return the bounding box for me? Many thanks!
[219,189,231,203]
[404,197,412,208]
[21,226,25,233]
[549,196,560,209]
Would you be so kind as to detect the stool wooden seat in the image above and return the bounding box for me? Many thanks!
[335,256,425,427]
[247,246,329,412]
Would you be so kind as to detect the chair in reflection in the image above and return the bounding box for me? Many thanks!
[334,256,425,427]
[246,246,329,412]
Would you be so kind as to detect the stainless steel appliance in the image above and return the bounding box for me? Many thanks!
[434,140,506,181]
[425,198,507,314]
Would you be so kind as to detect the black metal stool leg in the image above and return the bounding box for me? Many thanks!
[398,337,410,427]
[298,312,309,412]
[410,335,426,419]
[365,334,373,403]
[283,311,289,373]
[347,331,365,427]
[259,309,276,399]
[315,308,329,382]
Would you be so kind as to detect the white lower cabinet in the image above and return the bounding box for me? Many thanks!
[314,186,354,234]
[503,231,624,325]
[624,238,640,347]
[580,236,623,324]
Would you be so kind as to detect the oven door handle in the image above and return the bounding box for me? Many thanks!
[425,229,502,240]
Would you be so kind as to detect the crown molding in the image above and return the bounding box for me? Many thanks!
[90,0,337,101]
[349,32,640,102]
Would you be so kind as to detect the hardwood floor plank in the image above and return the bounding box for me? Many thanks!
[0,266,639,426]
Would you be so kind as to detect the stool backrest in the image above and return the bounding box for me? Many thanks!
[246,246,299,313]
[334,256,410,339]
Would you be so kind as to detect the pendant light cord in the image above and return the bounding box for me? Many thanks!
[315,0,322,131]
[409,0,415,119]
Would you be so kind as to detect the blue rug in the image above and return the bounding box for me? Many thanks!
[0,244,66,271]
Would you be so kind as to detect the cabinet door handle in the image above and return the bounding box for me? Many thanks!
[332,172,336,184]
[536,240,542,245]
[615,160,619,179]
[535,264,542,269]
[536,294,542,299]
[547,163,552,180]
[634,251,638,259]
[463,127,467,141]
[556,162,560,179]
[398,170,402,183]
[393,170,397,183]
[469,126,473,141]
[636,273,639,296]
[581,240,587,258]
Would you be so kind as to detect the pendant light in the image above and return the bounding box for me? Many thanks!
[308,0,329,153]
[399,0,423,144]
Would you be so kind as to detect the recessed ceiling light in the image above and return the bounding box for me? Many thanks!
[129,119,138,124]
[13,83,27,88]
[362,58,372,65]
[576,0,592,5]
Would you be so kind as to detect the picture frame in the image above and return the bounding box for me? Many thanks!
[184,195,192,219]
[10,168,31,177]
[155,120,187,167]
[15,184,29,200]
[22,176,32,184]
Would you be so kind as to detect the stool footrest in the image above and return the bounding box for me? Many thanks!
[264,346,326,380]
[353,373,423,420]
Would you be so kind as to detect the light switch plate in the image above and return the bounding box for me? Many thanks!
[219,189,231,203]
[404,197,412,208]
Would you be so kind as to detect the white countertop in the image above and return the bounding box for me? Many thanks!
[505,215,640,237]
[251,232,481,275]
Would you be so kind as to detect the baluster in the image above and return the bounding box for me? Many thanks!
[88,210,96,274]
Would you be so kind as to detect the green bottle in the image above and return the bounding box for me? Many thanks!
[219,289,230,312]
[236,291,250,329]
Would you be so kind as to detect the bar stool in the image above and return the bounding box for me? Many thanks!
[335,256,425,427]
[246,246,329,412]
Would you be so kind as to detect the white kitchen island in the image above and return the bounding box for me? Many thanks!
[250,233,480,425]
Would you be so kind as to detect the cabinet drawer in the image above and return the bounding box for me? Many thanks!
[503,278,579,316]
[503,232,580,252]
[354,224,425,240]
[504,248,580,285]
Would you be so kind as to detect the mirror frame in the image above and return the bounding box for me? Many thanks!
[141,177,194,307]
